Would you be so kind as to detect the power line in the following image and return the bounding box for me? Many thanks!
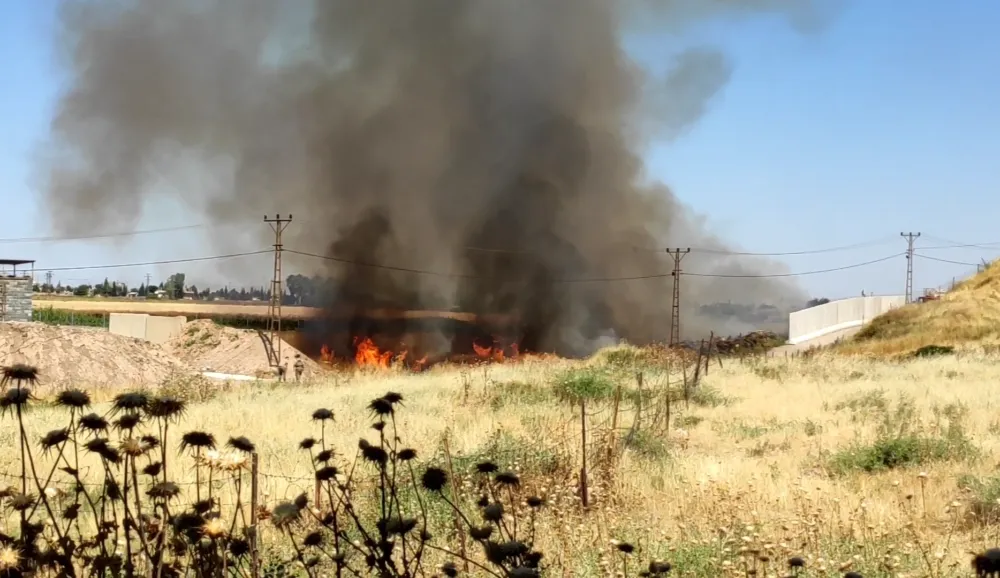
[683,253,905,278]
[287,248,905,282]
[39,250,271,273]
[0,224,208,244]
[919,241,1000,251]
[6,223,984,259]
[913,254,980,267]
[914,233,1000,251]
[464,236,897,257]
[687,237,897,257]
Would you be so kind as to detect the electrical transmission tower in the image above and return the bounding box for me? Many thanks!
[265,215,293,367]
[666,248,690,346]
[901,232,920,303]
[45,271,52,290]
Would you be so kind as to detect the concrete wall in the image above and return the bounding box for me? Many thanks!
[145,315,187,344]
[788,295,905,345]
[109,313,148,339]
[0,277,32,322]
[109,313,186,344]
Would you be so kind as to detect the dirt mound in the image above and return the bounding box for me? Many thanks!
[166,320,319,377]
[0,322,190,391]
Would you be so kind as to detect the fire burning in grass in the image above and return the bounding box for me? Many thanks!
[315,333,527,371]
[308,309,536,371]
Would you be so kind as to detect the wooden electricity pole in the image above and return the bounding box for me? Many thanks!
[901,232,920,303]
[666,248,690,346]
[265,215,293,367]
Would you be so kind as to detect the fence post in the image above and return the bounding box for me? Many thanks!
[250,452,260,578]
[704,332,714,375]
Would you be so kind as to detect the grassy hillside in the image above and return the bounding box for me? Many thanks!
[838,260,1000,356]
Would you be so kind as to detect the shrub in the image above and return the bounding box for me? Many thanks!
[687,385,735,408]
[826,394,976,475]
[553,367,616,405]
[622,429,670,461]
[486,380,550,410]
[958,475,1000,526]
[913,344,955,358]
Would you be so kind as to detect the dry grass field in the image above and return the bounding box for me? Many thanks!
[32,296,319,319]
[4,347,1000,576]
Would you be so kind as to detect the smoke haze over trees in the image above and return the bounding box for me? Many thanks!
[38,0,838,352]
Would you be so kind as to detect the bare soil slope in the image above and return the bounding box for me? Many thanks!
[165,320,319,377]
[0,322,190,391]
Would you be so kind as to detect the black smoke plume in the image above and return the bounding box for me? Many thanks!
[40,0,832,354]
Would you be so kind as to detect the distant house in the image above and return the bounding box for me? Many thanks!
[152,289,168,299]
[126,291,138,299]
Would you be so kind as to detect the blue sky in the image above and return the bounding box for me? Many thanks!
[1,1,998,300]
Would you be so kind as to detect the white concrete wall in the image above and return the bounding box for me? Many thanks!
[145,315,187,344]
[109,313,148,340]
[788,295,905,345]
[109,313,186,344]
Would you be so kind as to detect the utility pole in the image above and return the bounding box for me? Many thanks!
[666,248,690,347]
[265,214,293,367]
[901,232,920,303]
[45,271,53,292]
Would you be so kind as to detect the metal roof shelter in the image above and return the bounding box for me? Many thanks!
[0,259,36,277]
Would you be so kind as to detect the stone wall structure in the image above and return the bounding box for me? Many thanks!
[0,277,33,322]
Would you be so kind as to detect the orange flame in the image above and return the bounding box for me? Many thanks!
[354,337,393,368]
[319,344,334,365]
[473,340,513,363]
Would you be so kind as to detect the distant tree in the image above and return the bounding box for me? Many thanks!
[164,273,186,299]
[286,274,311,304]
[73,284,91,297]
[32,284,40,292]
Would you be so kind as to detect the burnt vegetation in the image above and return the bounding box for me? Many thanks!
[0,363,995,577]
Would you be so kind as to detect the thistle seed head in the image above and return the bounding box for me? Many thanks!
[55,388,90,409]
[226,436,255,454]
[2,363,39,385]
[180,431,216,452]
[421,467,448,492]
[39,428,70,451]
[112,391,149,414]
[146,396,186,420]
[78,413,108,433]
